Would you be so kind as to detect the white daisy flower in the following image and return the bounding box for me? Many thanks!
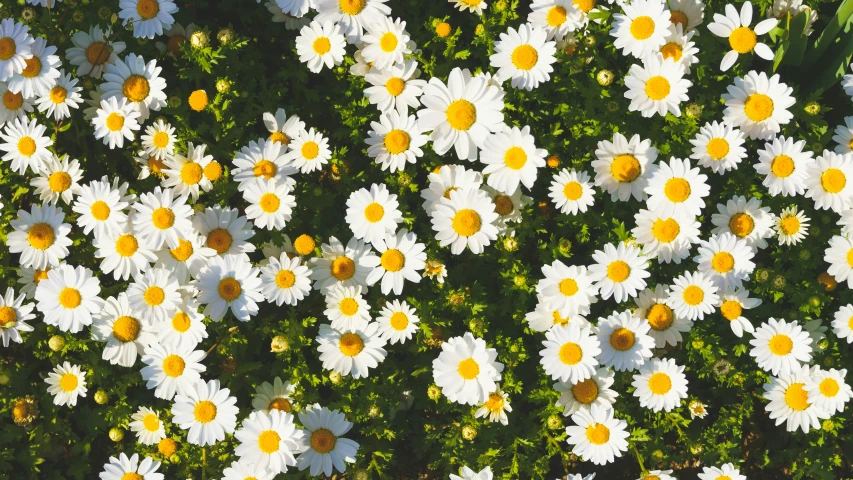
[656,24,699,73]
[669,0,706,30]
[710,195,775,250]
[266,2,312,29]
[0,19,34,82]
[196,254,264,322]
[596,310,655,372]
[490,24,558,91]
[431,188,500,255]
[243,178,297,231]
[844,64,853,101]
[35,264,103,334]
[450,0,487,15]
[554,367,618,416]
[72,177,131,240]
[722,70,795,140]
[363,228,426,295]
[171,379,239,446]
[690,121,747,174]
[363,59,428,116]
[314,0,390,42]
[263,107,305,147]
[639,471,676,480]
[234,409,304,474]
[610,0,672,59]
[345,183,403,246]
[162,142,215,200]
[644,157,710,218]
[708,1,778,71]
[361,16,410,71]
[634,285,692,347]
[154,295,207,351]
[283,127,332,173]
[831,304,853,343]
[365,110,428,173]
[7,36,60,99]
[92,96,141,149]
[527,0,583,41]
[694,233,755,290]
[135,150,168,180]
[140,342,206,400]
[718,288,761,337]
[295,21,347,73]
[416,67,505,161]
[310,236,377,292]
[65,25,126,79]
[485,185,532,236]
[17,265,56,300]
[126,267,181,323]
[296,405,360,477]
[7,203,72,270]
[154,232,216,284]
[698,464,746,480]
[480,125,547,194]
[539,323,601,383]
[140,118,177,160]
[261,253,312,306]
[592,132,658,202]
[35,70,83,121]
[549,169,595,215]
[30,154,83,205]
[536,260,598,314]
[763,365,825,433]
[0,81,34,125]
[775,205,809,245]
[806,366,852,415]
[102,53,167,121]
[750,317,813,376]
[420,164,483,213]
[632,358,688,412]
[193,205,256,259]
[323,285,371,331]
[666,270,720,321]
[252,377,297,413]
[91,293,156,367]
[316,322,388,379]
[588,242,650,303]
[825,234,853,287]
[45,361,87,407]
[118,0,179,39]
[805,151,853,213]
[631,209,700,264]
[132,186,194,249]
[129,407,167,446]
[432,331,504,405]
[375,299,420,344]
[275,0,312,18]
[832,116,853,154]
[565,404,629,465]
[475,384,513,425]
[525,294,590,333]
[0,287,35,347]
[221,461,275,480]
[98,453,164,480]
[624,55,691,118]
[0,117,53,174]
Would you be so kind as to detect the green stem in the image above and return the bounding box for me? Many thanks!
[632,442,646,473]
[202,447,207,480]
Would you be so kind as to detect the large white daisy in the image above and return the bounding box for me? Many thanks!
[296,405,360,477]
[592,132,658,202]
[432,331,504,405]
[610,0,672,59]
[707,1,778,71]
[624,55,691,118]
[316,322,387,379]
[171,379,239,446]
[196,254,264,322]
[490,24,557,91]
[588,242,650,303]
[480,125,547,194]
[565,404,629,466]
[644,157,710,218]
[722,70,795,140]
[749,317,813,377]
[539,323,601,384]
[35,265,103,334]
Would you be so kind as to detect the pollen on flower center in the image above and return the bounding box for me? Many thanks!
[364,202,385,223]
[610,154,641,182]
[728,212,754,237]
[648,372,672,394]
[0,306,17,328]
[606,260,631,282]
[85,41,112,65]
[720,300,742,320]
[784,383,809,411]
[379,32,398,52]
[511,44,539,70]
[645,76,670,101]
[152,131,170,148]
[90,200,111,220]
[259,193,280,213]
[728,26,757,54]
[27,223,55,250]
[170,238,194,261]
[0,38,16,61]
[572,378,599,403]
[711,251,735,273]
[172,312,191,332]
[258,430,282,454]
[112,315,141,342]
[652,218,680,243]
[743,93,774,122]
[339,297,359,316]
[563,181,583,200]
[547,6,568,26]
[3,90,23,110]
[59,287,82,308]
[819,378,840,397]
[116,234,139,257]
[660,42,683,61]
[48,172,72,193]
[162,354,186,377]
[269,397,292,411]
[585,423,610,445]
[21,57,41,78]
[339,0,366,14]
[779,216,800,235]
[457,357,480,379]
[559,278,578,296]
[218,278,242,301]
[682,285,704,306]
[664,177,691,202]
[706,138,730,160]
[294,234,315,255]
[485,393,504,413]
[106,112,125,132]
[180,162,203,185]
[445,99,477,131]
[276,269,296,288]
[385,77,405,96]
[206,228,233,254]
[339,332,365,356]
[310,428,338,453]
[769,333,793,355]
[559,342,583,365]
[330,256,355,280]
[630,16,656,40]
[610,327,635,351]
[204,161,222,181]
[312,37,332,55]
[647,303,674,330]
[136,0,161,20]
[821,168,847,193]
[452,209,481,237]
[144,286,165,306]
[59,373,78,392]
[151,207,175,229]
[380,249,405,272]
[390,312,409,330]
[193,400,217,423]
[504,146,528,170]
[253,159,277,179]
[49,86,68,104]
[301,141,320,160]
[17,137,36,156]
[384,129,411,154]
[123,75,151,103]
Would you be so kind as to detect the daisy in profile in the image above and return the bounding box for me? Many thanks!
[596,310,655,371]
[718,288,761,337]
[140,342,206,400]
[8,203,72,270]
[126,267,181,323]
[171,379,239,446]
[45,361,87,407]
[0,287,35,347]
[610,0,671,59]
[91,293,156,367]
[694,233,755,290]
[489,24,557,91]
[708,1,778,71]
[316,322,388,379]
[30,155,83,205]
[805,151,853,213]
[35,265,103,333]
[554,367,618,415]
[432,331,504,405]
[253,377,298,413]
[690,121,747,174]
[480,125,547,193]
[65,25,126,79]
[775,206,809,245]
[416,67,505,161]
[588,242,650,303]
[430,189,500,255]
[527,0,583,41]
[420,164,483,212]
[221,461,275,480]
[234,410,303,474]
[763,365,825,433]
[0,82,34,125]
[363,59,428,116]
[539,323,601,383]
[536,261,598,314]
[632,358,688,412]
[549,169,595,215]
[243,178,296,231]
[295,21,347,73]
[284,127,332,173]
[345,183,402,246]
[832,116,853,154]
[194,205,256,259]
[296,405,360,477]
[35,71,83,121]
[375,299,419,344]
[0,19,34,82]
[666,271,720,321]
[525,295,590,332]
[365,111,428,172]
[155,295,207,350]
[314,0,390,41]
[118,0,178,39]
[565,404,629,465]
[154,233,216,284]
[832,304,853,343]
[698,464,746,480]
[645,157,710,218]
[263,108,305,147]
[450,0,487,15]
[7,36,60,99]
[474,384,513,425]
[102,53,166,121]
[0,117,53,174]
[310,236,376,291]
[624,55,691,118]
[825,234,853,287]
[92,96,141,149]
[592,132,658,202]
[806,367,852,415]
[162,143,214,201]
[754,135,814,197]
[750,318,813,376]
[634,285,692,347]
[323,285,371,331]
[710,195,775,251]
[632,209,700,264]
[657,25,699,73]
[361,17,411,70]
[722,71,795,140]
[129,407,167,446]
[196,255,264,322]
[363,228,426,295]
[261,253,311,306]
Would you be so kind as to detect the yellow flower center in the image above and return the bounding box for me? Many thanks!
[144,286,165,306]
[123,75,150,103]
[728,26,757,54]
[435,22,452,38]
[682,285,704,306]
[779,216,800,235]
[275,269,296,288]
[294,234,316,255]
[90,200,111,221]
[784,383,809,411]
[452,209,481,237]
[511,44,538,70]
[172,312,191,332]
[122,472,143,480]
[193,400,217,423]
[706,138,730,160]
[484,393,505,413]
[47,172,72,193]
[301,141,320,160]
[59,373,79,392]
[85,41,111,65]
[21,57,41,78]
[664,177,691,202]
[606,260,631,283]
[630,16,655,40]
[143,413,160,432]
[310,428,337,453]
[847,249,853,268]
[252,159,276,179]
[28,223,55,250]
[339,0,366,14]
[547,6,568,26]
[711,251,735,273]
[652,218,680,243]
[269,397,292,412]
[180,162,203,185]
[147,156,166,176]
[743,93,774,122]
[504,146,528,170]
[559,342,583,365]
[720,300,743,321]
[457,358,480,379]
[670,11,688,28]
[770,154,794,177]
[610,327,636,351]
[136,0,160,19]
[151,207,175,229]
[559,278,578,296]
[644,76,670,101]
[331,256,355,280]
[647,303,674,330]
[385,77,405,96]
[170,238,194,261]
[17,137,36,157]
[585,423,610,445]
[152,131,170,148]
[660,42,683,61]
[49,86,68,104]
[768,333,793,356]
[364,202,385,222]
[269,131,289,145]
[106,112,125,131]
[445,100,477,131]
[563,181,583,200]
[218,278,242,301]
[188,90,208,112]
[204,161,222,181]
[339,332,365,356]
[0,305,16,329]
[648,372,672,395]
[157,438,178,456]
[728,213,754,237]
[0,37,16,61]
[258,430,281,454]
[390,312,409,330]
[573,0,596,12]
[34,269,50,284]
[493,195,514,215]
[259,193,280,213]
[312,37,331,55]
[821,168,847,193]
[552,310,570,325]
[380,249,405,272]
[610,154,641,182]
[59,288,81,309]
[571,378,599,404]
[206,228,233,254]
[819,378,840,397]
[380,32,398,52]
[339,297,359,316]
[2,90,23,110]
[163,354,186,377]
[384,129,410,154]
[114,234,138,260]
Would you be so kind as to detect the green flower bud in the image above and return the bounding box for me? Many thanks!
[329,371,343,384]
[513,274,527,287]
[271,335,289,352]
[804,101,821,116]
[596,69,614,87]
[94,390,109,405]
[546,414,562,430]
[190,31,209,48]
[427,384,442,401]
[215,78,231,94]
[108,428,124,442]
[685,103,703,118]
[461,425,477,440]
[503,236,519,252]
[216,28,234,45]
[22,7,37,22]
[48,335,65,352]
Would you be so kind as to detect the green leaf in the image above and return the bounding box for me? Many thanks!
[803,0,853,67]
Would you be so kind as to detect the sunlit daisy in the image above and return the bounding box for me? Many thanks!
[17,265,56,300]
[806,367,852,415]
[708,1,778,71]
[363,228,426,295]
[140,118,177,160]
[35,71,83,121]
[345,183,402,246]
[65,25,126,79]
[126,267,182,323]
[316,322,387,379]
[722,70,795,140]
[323,285,371,331]
[526,295,590,332]
[554,367,618,416]
[129,406,167,446]
[364,60,427,116]
[420,164,483,212]
[694,233,755,290]
[710,195,775,251]
[832,116,853,154]
[750,317,813,376]
[610,0,672,59]
[283,127,332,173]
[140,342,206,400]
[196,254,264,322]
[588,242,650,303]
[162,143,217,200]
[480,125,547,194]
[7,36,60,99]
[763,365,825,433]
[690,121,747,174]
[831,304,853,343]
[266,1,312,29]
[91,293,156,367]
[375,299,420,344]
[261,253,312,306]
[528,0,583,41]
[666,270,720,321]
[805,151,853,213]
[537,261,598,314]
[234,409,303,474]
[263,107,305,147]
[540,323,601,383]
[45,361,87,407]
[596,310,654,372]
[592,132,658,202]
[154,231,216,284]
[565,404,629,466]
[310,236,377,292]
[0,19,35,82]
[0,81,34,125]
[645,157,710,218]
[432,331,504,405]
[634,285,692,347]
[718,288,761,337]
[0,287,35,347]
[657,24,699,73]
[490,24,557,91]
[252,377,298,413]
[193,205,256,259]
[361,16,410,71]
[132,186,194,249]
[474,384,513,425]
[154,294,207,351]
[431,188,500,255]
[296,404,360,477]
[632,209,700,264]
[365,111,428,173]
[450,0,487,15]
[171,379,239,446]
[668,0,705,30]
[295,21,347,73]
[754,136,813,196]
[698,464,746,480]
[118,0,179,39]
[624,55,691,118]
[314,0,390,41]
[102,53,166,121]
[774,205,809,245]
[0,117,53,174]
[484,185,532,236]
[244,178,297,231]
[7,203,72,270]
[30,154,83,205]
[92,96,141,149]
[632,358,688,412]
[549,169,595,215]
